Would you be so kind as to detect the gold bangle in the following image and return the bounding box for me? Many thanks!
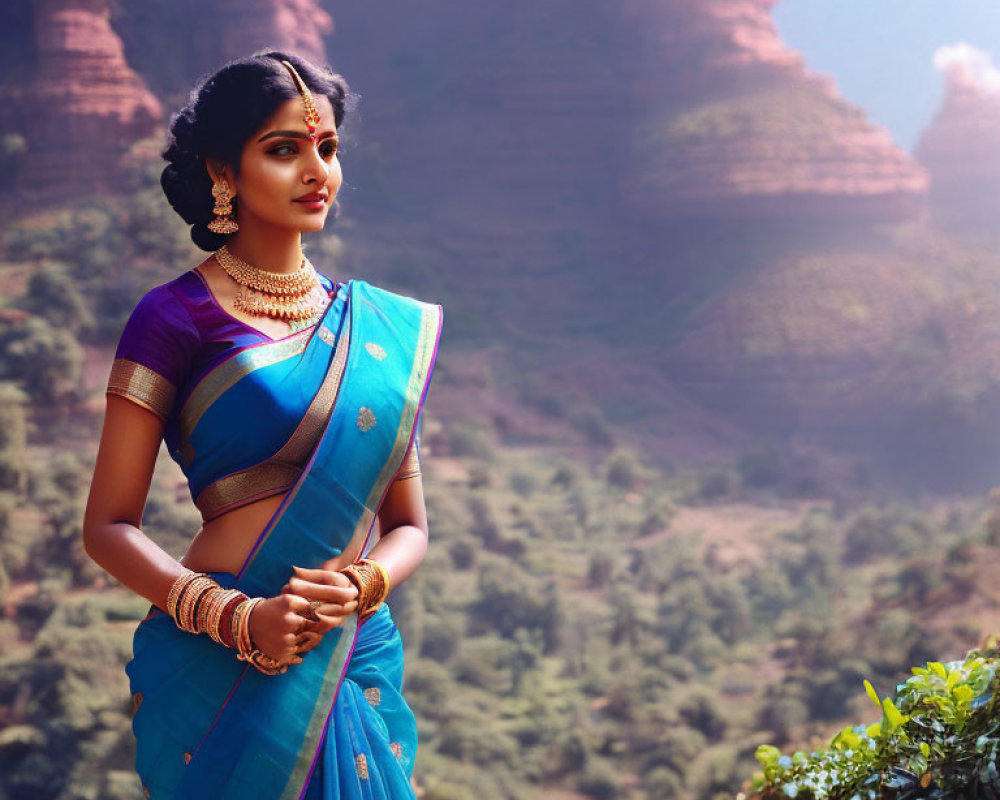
[169,572,204,625]
[169,573,220,633]
[206,588,244,644]
[180,577,219,633]
[234,597,287,675]
[235,596,261,660]
[340,559,391,617]
[195,585,216,633]
[364,558,391,606]
[166,570,197,618]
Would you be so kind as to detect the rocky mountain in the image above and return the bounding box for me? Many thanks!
[617,0,929,222]
[3,0,1000,485]
[0,0,162,196]
[204,0,331,68]
[915,43,1000,235]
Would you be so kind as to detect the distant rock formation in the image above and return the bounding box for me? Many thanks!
[914,43,1000,234]
[0,0,161,196]
[618,0,929,222]
[203,0,332,66]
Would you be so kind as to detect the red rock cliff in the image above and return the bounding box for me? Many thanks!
[0,0,161,196]
[201,0,332,66]
[914,43,1000,234]
[618,0,929,222]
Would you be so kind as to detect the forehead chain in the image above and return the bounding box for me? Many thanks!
[279,59,322,136]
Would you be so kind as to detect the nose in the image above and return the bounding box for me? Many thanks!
[301,143,330,185]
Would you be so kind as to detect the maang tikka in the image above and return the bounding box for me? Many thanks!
[279,59,321,140]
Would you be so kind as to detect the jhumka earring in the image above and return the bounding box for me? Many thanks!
[208,178,238,234]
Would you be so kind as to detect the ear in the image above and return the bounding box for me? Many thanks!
[205,159,235,191]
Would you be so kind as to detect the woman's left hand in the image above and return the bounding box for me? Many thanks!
[281,566,359,651]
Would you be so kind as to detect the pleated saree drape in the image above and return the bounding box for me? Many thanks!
[125,280,443,799]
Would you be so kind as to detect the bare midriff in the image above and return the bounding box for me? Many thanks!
[179,493,364,579]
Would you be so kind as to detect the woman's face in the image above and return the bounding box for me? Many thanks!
[228,95,341,234]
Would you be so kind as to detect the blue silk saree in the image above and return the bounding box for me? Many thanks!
[123,280,442,799]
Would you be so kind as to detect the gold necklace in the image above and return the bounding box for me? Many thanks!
[214,244,327,322]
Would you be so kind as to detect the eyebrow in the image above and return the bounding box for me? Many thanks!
[257,130,338,143]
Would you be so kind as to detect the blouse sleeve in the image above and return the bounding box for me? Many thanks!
[106,285,199,422]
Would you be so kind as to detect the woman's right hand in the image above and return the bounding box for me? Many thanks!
[246,593,315,666]
[279,566,360,653]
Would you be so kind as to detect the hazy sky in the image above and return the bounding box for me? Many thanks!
[772,0,1000,153]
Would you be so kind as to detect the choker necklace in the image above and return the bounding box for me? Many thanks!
[214,244,327,322]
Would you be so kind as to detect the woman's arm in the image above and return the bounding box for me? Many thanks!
[366,473,430,588]
[82,394,182,610]
[83,395,317,663]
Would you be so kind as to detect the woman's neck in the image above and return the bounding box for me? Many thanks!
[224,227,303,274]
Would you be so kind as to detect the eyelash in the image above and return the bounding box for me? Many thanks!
[268,141,339,158]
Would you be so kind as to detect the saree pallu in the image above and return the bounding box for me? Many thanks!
[125,281,442,800]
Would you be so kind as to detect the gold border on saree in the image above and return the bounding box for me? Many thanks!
[179,331,312,445]
[195,461,303,520]
[195,314,354,521]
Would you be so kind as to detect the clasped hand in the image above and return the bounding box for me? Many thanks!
[247,564,359,666]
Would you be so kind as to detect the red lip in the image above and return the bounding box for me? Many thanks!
[294,193,328,203]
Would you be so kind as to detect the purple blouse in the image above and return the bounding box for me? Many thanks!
[106,270,421,519]
[110,269,335,450]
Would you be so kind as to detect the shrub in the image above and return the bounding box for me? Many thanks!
[606,449,642,490]
[448,539,477,570]
[578,759,621,800]
[751,648,1000,800]
[420,618,461,662]
[447,423,495,459]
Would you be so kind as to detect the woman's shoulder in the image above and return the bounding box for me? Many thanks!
[114,272,203,376]
[127,270,203,321]
[108,271,206,420]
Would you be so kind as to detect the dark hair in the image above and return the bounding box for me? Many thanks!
[161,50,351,251]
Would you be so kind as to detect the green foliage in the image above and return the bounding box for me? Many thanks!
[695,467,742,502]
[579,758,622,799]
[420,617,461,662]
[606,449,643,490]
[0,316,83,403]
[752,649,1000,800]
[19,261,94,333]
[0,383,27,492]
[469,561,562,652]
[447,423,495,459]
[843,507,934,563]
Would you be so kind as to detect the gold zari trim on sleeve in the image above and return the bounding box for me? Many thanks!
[106,359,177,422]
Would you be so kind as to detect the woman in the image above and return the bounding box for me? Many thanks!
[82,50,442,800]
